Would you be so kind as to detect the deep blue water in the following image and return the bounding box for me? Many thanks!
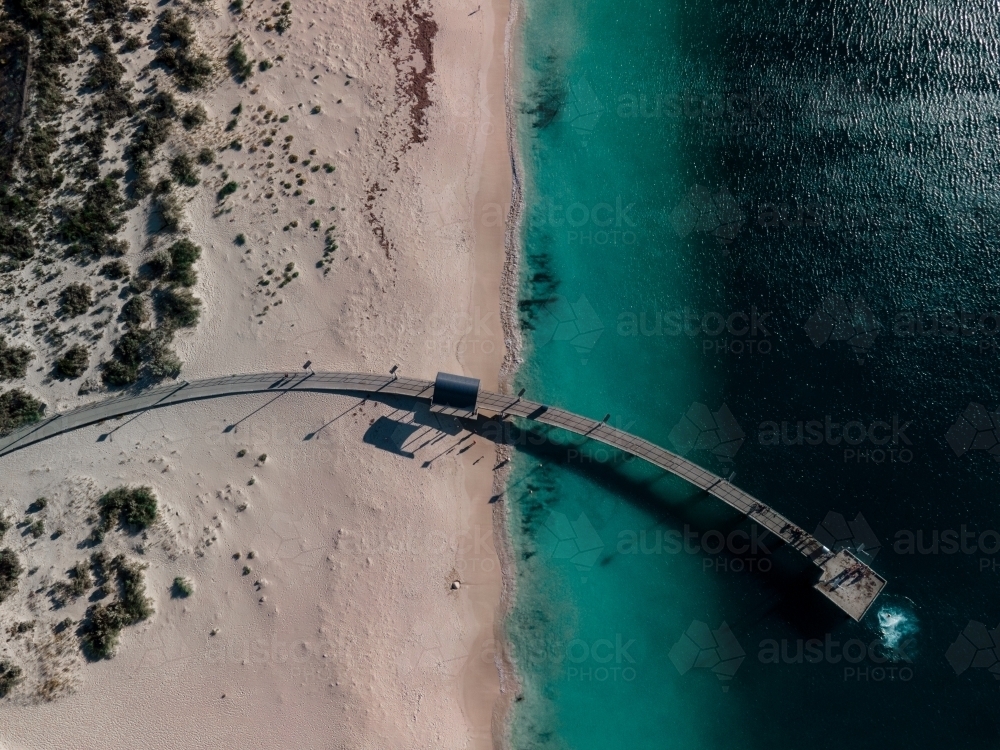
[506,0,1000,747]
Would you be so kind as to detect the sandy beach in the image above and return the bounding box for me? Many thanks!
[0,0,515,744]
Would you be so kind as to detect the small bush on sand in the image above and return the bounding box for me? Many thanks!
[171,577,192,598]
[55,344,89,379]
[0,660,23,697]
[167,238,201,286]
[169,153,199,187]
[101,328,178,385]
[120,296,149,326]
[0,548,23,603]
[60,283,93,317]
[81,555,152,659]
[0,336,32,380]
[181,103,207,130]
[227,40,252,80]
[218,181,238,200]
[0,389,45,437]
[155,193,183,233]
[154,10,213,89]
[147,251,170,278]
[96,486,158,537]
[59,174,127,255]
[101,259,129,279]
[156,287,201,328]
[197,147,214,165]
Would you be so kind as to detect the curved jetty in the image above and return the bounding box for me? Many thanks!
[0,370,886,620]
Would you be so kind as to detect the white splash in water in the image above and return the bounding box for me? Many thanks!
[877,604,920,658]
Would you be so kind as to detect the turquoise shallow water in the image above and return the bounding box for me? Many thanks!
[507,0,1000,747]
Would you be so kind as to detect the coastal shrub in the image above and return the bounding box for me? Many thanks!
[0,514,9,538]
[0,661,22,697]
[59,174,127,254]
[81,557,152,659]
[53,561,93,606]
[171,576,192,597]
[169,153,199,187]
[0,547,23,603]
[60,283,92,317]
[274,1,291,33]
[101,327,152,384]
[101,325,181,385]
[55,344,89,379]
[86,47,126,90]
[0,335,32,380]
[148,345,181,379]
[120,295,148,326]
[218,181,238,200]
[234,233,246,245]
[97,486,157,535]
[155,193,183,232]
[92,85,136,124]
[197,147,214,165]
[93,0,130,22]
[227,41,253,80]
[182,103,207,130]
[154,10,213,89]
[121,34,141,52]
[28,519,44,538]
[156,287,201,328]
[146,250,170,279]
[101,259,129,279]
[258,59,271,71]
[0,220,34,260]
[167,238,201,286]
[0,389,45,436]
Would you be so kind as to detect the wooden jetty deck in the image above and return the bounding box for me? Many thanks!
[0,371,886,620]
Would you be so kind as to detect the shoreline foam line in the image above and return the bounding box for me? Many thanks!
[0,370,886,621]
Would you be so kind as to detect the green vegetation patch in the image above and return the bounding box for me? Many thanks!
[169,153,199,187]
[171,576,192,598]
[228,40,253,80]
[96,486,158,538]
[0,660,22,697]
[59,283,93,317]
[167,238,201,286]
[217,180,238,200]
[55,344,89,379]
[182,103,207,130]
[58,174,127,255]
[156,286,201,329]
[0,389,45,437]
[153,10,212,89]
[101,326,180,385]
[81,555,152,660]
[0,547,23,603]
[0,335,33,380]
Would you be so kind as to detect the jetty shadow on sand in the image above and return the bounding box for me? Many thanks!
[362,401,466,460]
